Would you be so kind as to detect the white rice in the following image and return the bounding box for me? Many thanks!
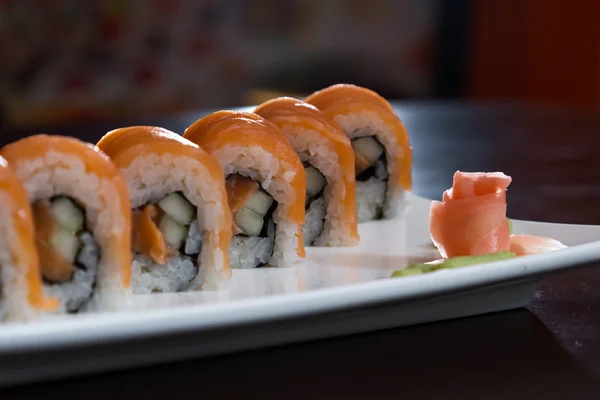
[8,150,132,313]
[354,159,389,223]
[131,253,198,294]
[131,220,202,294]
[356,178,387,222]
[213,145,302,267]
[0,191,43,322]
[229,220,275,269]
[334,111,408,219]
[120,152,230,290]
[303,197,325,245]
[280,125,358,247]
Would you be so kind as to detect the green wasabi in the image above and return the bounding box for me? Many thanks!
[508,218,513,233]
[392,251,516,278]
[392,259,442,277]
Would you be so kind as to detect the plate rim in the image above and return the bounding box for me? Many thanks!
[0,193,599,354]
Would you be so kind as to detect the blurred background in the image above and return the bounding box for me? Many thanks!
[1,0,598,127]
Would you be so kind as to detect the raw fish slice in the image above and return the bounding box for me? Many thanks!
[226,174,260,215]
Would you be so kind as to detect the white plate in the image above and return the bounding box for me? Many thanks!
[0,193,599,387]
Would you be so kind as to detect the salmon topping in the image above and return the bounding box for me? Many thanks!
[132,204,168,264]
[32,200,76,282]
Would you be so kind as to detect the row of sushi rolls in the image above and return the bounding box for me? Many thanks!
[0,84,567,323]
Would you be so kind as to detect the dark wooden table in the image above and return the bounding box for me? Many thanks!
[1,102,600,399]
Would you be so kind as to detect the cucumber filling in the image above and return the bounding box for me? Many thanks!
[302,163,326,246]
[227,174,277,269]
[37,196,100,313]
[131,191,202,294]
[44,231,100,312]
[352,136,389,222]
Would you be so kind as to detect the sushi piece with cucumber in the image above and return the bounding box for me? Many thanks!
[97,126,233,292]
[184,111,307,268]
[0,155,60,321]
[226,174,277,268]
[255,97,359,246]
[306,84,413,222]
[0,135,132,314]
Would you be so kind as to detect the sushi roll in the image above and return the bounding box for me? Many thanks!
[97,126,233,292]
[184,111,306,269]
[306,84,412,222]
[0,135,132,313]
[254,97,359,247]
[0,156,59,321]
